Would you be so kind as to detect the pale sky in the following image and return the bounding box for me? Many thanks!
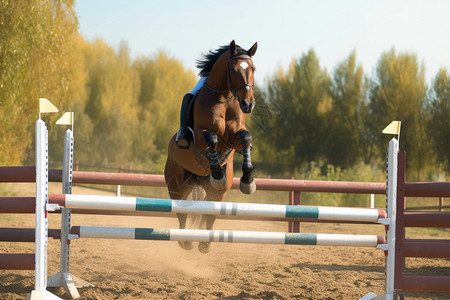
[75,0,450,85]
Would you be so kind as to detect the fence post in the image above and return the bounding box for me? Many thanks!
[394,151,406,293]
[288,190,301,233]
[117,165,124,197]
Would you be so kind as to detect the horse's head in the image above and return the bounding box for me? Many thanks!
[227,40,258,114]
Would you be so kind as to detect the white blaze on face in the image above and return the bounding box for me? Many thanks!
[240,61,249,70]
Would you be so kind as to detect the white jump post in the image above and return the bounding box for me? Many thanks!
[362,121,401,300]
[364,120,401,300]
[384,137,399,299]
[26,98,61,300]
[48,113,92,299]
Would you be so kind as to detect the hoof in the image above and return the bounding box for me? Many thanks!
[198,242,211,254]
[178,241,194,250]
[210,173,226,190]
[240,178,256,194]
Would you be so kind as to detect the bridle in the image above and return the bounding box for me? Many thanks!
[204,54,254,103]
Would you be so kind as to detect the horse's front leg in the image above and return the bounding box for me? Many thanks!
[203,131,226,190]
[238,130,256,194]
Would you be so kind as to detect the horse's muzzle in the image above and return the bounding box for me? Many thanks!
[239,99,255,114]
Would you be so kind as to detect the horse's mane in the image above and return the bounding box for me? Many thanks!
[196,44,247,77]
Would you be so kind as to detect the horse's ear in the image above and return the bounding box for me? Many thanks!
[230,40,238,56]
[247,42,258,57]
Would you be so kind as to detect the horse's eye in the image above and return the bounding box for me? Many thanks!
[230,69,237,74]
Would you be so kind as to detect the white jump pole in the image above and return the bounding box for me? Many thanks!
[71,226,386,248]
[49,194,387,224]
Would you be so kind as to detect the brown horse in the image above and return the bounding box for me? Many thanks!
[164,40,258,253]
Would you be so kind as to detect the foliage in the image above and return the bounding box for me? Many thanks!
[366,48,428,180]
[252,49,331,175]
[327,51,365,169]
[426,68,450,174]
[132,52,196,169]
[0,0,79,165]
[67,43,196,171]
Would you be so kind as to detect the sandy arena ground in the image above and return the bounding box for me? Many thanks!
[1,183,449,299]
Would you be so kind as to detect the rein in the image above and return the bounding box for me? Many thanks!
[204,54,254,103]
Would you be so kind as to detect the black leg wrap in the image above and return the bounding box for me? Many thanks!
[241,164,253,184]
[241,148,254,184]
[203,131,218,148]
[203,131,224,180]
[239,130,254,185]
[239,131,252,150]
[240,147,256,194]
[208,150,223,180]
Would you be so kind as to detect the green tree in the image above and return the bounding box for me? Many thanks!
[427,68,450,174]
[327,50,364,168]
[133,52,196,169]
[367,48,427,178]
[0,0,79,165]
[257,49,330,175]
[82,40,140,166]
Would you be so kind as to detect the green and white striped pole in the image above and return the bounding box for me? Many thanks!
[71,226,386,248]
[50,194,386,223]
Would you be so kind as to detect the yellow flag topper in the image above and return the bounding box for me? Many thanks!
[56,112,74,132]
[382,121,401,135]
[39,98,59,119]
[56,112,73,126]
[382,120,401,143]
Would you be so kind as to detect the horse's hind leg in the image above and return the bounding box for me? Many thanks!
[198,215,216,254]
[173,174,195,250]
[176,213,194,250]
[165,158,195,250]
[175,181,205,251]
[198,176,231,253]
